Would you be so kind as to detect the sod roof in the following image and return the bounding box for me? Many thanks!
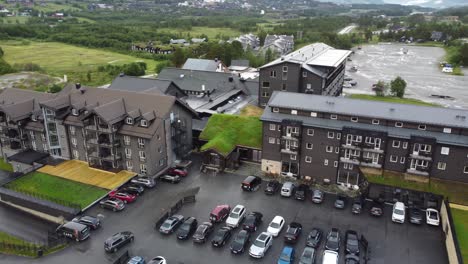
[199,114,262,156]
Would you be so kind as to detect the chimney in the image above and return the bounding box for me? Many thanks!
[119,72,125,77]
[79,87,86,94]
[228,77,233,82]
[75,83,81,89]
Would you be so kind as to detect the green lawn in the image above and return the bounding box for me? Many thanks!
[5,172,107,208]
[452,208,468,262]
[0,159,13,172]
[0,231,67,257]
[349,94,439,107]
[0,16,30,24]
[159,27,242,40]
[200,114,262,156]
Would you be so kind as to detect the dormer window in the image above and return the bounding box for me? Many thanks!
[126,117,134,125]
[141,119,148,127]
[31,115,37,121]
[71,108,78,116]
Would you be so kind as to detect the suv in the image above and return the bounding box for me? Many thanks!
[56,222,90,242]
[306,228,322,248]
[159,214,184,234]
[226,205,246,228]
[351,197,364,214]
[284,222,302,244]
[177,217,198,240]
[294,184,309,201]
[210,204,231,223]
[72,215,101,230]
[100,198,125,212]
[242,212,262,232]
[241,176,262,191]
[249,232,273,258]
[159,174,181,184]
[264,180,280,195]
[334,195,346,209]
[167,167,188,177]
[311,189,324,204]
[345,230,359,255]
[281,182,295,197]
[104,231,134,253]
[325,228,340,252]
[392,202,406,223]
[131,176,156,188]
[120,185,144,196]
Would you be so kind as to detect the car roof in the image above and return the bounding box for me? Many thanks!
[272,215,284,222]
[283,181,293,187]
[257,232,270,241]
[233,205,245,212]
[243,175,258,183]
[212,204,229,213]
[282,246,294,254]
[394,202,405,208]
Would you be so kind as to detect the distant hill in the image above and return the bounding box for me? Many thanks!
[316,0,467,8]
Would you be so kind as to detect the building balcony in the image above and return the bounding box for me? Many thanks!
[281,135,299,141]
[342,144,361,150]
[340,157,360,165]
[406,169,429,176]
[360,162,382,169]
[362,147,384,154]
[281,148,298,155]
[100,153,122,161]
[409,153,432,161]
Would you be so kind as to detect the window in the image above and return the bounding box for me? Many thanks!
[276,138,280,144]
[349,164,353,170]
[306,143,313,149]
[334,161,338,167]
[326,146,333,152]
[159,159,165,166]
[138,138,145,148]
[291,110,297,115]
[69,126,75,135]
[290,155,296,160]
[29,131,35,140]
[345,134,362,145]
[307,129,314,136]
[418,124,426,130]
[126,161,133,171]
[126,117,133,125]
[324,159,329,166]
[344,163,348,169]
[270,70,276,77]
[269,137,275,144]
[305,156,312,163]
[327,132,334,139]
[330,114,337,120]
[414,143,431,153]
[72,150,79,159]
[372,119,380,125]
[43,143,48,151]
[464,166,468,174]
[335,147,339,153]
[31,141,37,150]
[269,124,276,131]
[441,147,450,155]
[281,83,287,91]
[306,83,312,90]
[125,148,131,158]
[392,140,400,148]
[351,117,358,122]
[402,142,408,149]
[124,136,131,146]
[310,112,317,117]
[139,151,146,161]
[262,82,270,88]
[72,108,78,116]
[262,91,270,97]
[71,137,77,147]
[282,66,288,72]
[437,162,446,170]
[31,115,37,121]
[337,133,341,140]
[400,157,405,164]
[395,122,403,128]
[302,71,307,77]
[390,155,398,163]
[139,164,147,175]
[141,120,148,127]
[443,128,452,134]
[273,107,279,113]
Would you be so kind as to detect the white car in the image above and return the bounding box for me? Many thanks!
[267,215,285,237]
[249,232,273,258]
[426,208,440,226]
[281,182,295,197]
[225,204,246,228]
[148,256,166,264]
[442,67,453,73]
[131,176,156,188]
[322,250,339,264]
[392,202,405,224]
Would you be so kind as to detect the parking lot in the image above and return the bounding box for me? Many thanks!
[1,156,448,264]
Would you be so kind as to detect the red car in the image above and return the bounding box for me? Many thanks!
[109,190,137,203]
[167,167,188,177]
[210,204,231,223]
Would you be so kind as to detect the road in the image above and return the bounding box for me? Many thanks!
[338,24,357,35]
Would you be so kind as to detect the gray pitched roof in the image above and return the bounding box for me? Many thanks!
[0,89,55,122]
[182,59,221,72]
[108,75,174,94]
[267,91,468,129]
[230,59,250,67]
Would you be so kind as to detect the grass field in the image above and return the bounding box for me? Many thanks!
[0,40,161,85]
[0,159,13,172]
[0,16,29,24]
[5,172,107,208]
[349,94,438,106]
[159,27,242,40]
[0,231,67,257]
[452,208,468,262]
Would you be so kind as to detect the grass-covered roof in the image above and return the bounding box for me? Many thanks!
[199,114,262,156]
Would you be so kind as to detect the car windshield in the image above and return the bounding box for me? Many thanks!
[270,222,280,229]
[286,227,296,234]
[195,226,206,235]
[179,223,190,231]
[230,212,239,218]
[162,222,172,228]
[302,249,313,259]
[253,239,265,247]
[280,252,291,261]
[429,211,438,219]
[394,209,405,215]
[347,238,358,246]
[234,233,246,243]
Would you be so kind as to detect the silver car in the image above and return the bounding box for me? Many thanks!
[131,176,156,188]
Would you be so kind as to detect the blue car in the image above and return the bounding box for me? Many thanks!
[278,246,295,264]
[128,256,145,264]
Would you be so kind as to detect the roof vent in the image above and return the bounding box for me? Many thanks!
[390,108,395,111]
[180,74,185,79]
[119,73,125,77]
[79,88,86,94]
[75,83,81,89]
[228,76,234,82]
[281,57,285,61]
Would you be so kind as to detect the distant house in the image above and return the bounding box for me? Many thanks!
[229,59,250,72]
[170,39,188,45]
[131,43,175,54]
[262,34,294,56]
[191,38,206,44]
[51,12,64,18]
[430,31,444,42]
[182,58,227,72]
[229,33,260,51]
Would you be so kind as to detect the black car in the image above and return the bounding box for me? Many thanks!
[177,217,198,240]
[370,200,384,217]
[334,195,347,209]
[159,214,184,234]
[284,222,302,243]
[264,180,280,195]
[345,254,360,264]
[104,231,134,253]
[72,215,101,230]
[211,226,232,247]
[325,228,341,252]
[306,228,322,248]
[351,197,364,214]
[230,229,250,254]
[294,184,309,201]
[345,230,360,255]
[409,207,424,225]
[159,174,181,184]
[242,212,262,232]
[193,222,214,243]
[120,185,144,196]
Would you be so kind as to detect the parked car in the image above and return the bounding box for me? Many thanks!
[284,222,302,243]
[104,231,134,253]
[210,204,231,223]
[426,208,440,226]
[281,182,295,197]
[306,228,323,248]
[100,198,125,212]
[159,174,181,184]
[211,226,232,247]
[322,250,339,264]
[249,232,273,258]
[442,67,453,73]
[294,184,309,201]
[109,190,137,203]
[345,230,360,255]
[344,254,360,264]
[159,214,184,234]
[267,215,285,237]
[370,200,384,217]
[120,185,145,196]
[226,204,246,228]
[72,215,101,230]
[230,229,250,254]
[131,176,156,188]
[177,217,198,240]
[392,202,406,223]
[311,189,324,204]
[241,175,262,191]
[127,256,145,264]
[56,222,90,242]
[193,222,214,243]
[325,228,341,252]
[265,180,280,195]
[409,207,424,225]
[299,247,316,264]
[242,212,262,232]
[334,195,346,209]
[278,246,295,264]
[148,256,166,264]
[167,167,188,177]
[349,80,357,86]
[351,197,364,214]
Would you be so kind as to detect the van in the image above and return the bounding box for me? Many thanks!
[392,202,406,224]
[209,204,231,223]
[241,176,262,192]
[322,250,339,264]
[56,222,90,242]
[281,182,295,197]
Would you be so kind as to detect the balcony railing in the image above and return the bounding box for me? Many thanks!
[406,168,429,176]
[409,153,432,161]
[280,148,298,155]
[340,157,360,165]
[362,147,384,153]
[281,135,299,141]
[360,162,382,169]
[342,144,361,150]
